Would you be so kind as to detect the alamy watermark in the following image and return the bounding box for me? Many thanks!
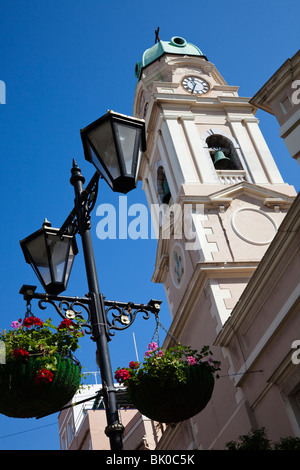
[291,80,300,105]
[291,340,300,365]
[95,196,204,250]
[0,80,6,104]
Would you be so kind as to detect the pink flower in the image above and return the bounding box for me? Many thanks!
[187,356,196,365]
[10,321,21,329]
[145,346,164,358]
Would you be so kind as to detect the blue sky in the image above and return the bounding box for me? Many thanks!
[0,0,299,450]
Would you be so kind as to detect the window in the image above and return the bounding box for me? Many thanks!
[288,387,300,432]
[280,95,293,115]
[281,371,300,436]
[60,430,67,450]
[143,102,148,118]
[157,166,171,204]
[206,134,242,170]
[67,418,74,445]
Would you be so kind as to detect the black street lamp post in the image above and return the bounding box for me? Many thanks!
[19,111,161,451]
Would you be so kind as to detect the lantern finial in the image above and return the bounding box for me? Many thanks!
[43,218,51,227]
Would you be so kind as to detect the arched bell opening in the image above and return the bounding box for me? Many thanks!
[157,166,171,205]
[206,134,242,171]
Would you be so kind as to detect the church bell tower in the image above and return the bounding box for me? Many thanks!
[133,35,296,341]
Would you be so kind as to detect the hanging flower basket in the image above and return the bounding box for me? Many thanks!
[0,355,81,418]
[115,343,220,424]
[0,316,84,418]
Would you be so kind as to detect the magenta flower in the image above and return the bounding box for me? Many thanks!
[145,347,164,358]
[10,321,21,329]
[148,342,158,351]
[187,356,196,365]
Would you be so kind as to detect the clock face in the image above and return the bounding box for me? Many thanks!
[182,76,210,95]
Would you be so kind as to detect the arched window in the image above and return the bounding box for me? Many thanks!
[206,134,242,171]
[157,166,171,204]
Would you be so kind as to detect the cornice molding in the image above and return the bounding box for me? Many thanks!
[250,50,300,112]
[178,181,295,207]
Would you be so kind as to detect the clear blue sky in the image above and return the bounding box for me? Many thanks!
[0,0,299,450]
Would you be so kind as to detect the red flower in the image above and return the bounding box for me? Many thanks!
[22,317,43,328]
[58,319,75,330]
[114,368,130,383]
[12,348,29,359]
[129,361,139,369]
[35,368,54,386]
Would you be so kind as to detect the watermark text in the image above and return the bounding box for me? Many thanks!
[0,80,6,104]
[291,80,300,105]
[291,340,300,365]
[95,197,204,250]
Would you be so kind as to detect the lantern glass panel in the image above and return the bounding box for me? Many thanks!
[116,123,139,175]
[64,241,76,284]
[47,234,71,283]
[25,235,51,286]
[88,120,120,181]
[90,145,113,190]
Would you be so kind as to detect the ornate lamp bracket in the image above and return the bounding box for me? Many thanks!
[104,299,162,338]
[19,285,161,340]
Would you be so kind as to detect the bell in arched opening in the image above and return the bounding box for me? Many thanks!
[213,150,232,170]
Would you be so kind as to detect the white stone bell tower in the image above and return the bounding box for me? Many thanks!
[133,35,296,339]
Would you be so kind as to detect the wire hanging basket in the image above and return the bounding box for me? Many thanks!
[115,318,220,424]
[0,354,81,418]
[0,312,84,419]
[126,361,215,423]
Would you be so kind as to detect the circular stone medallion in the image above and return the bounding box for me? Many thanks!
[231,208,277,245]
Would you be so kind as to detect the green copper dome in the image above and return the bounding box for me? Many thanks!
[135,36,206,79]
